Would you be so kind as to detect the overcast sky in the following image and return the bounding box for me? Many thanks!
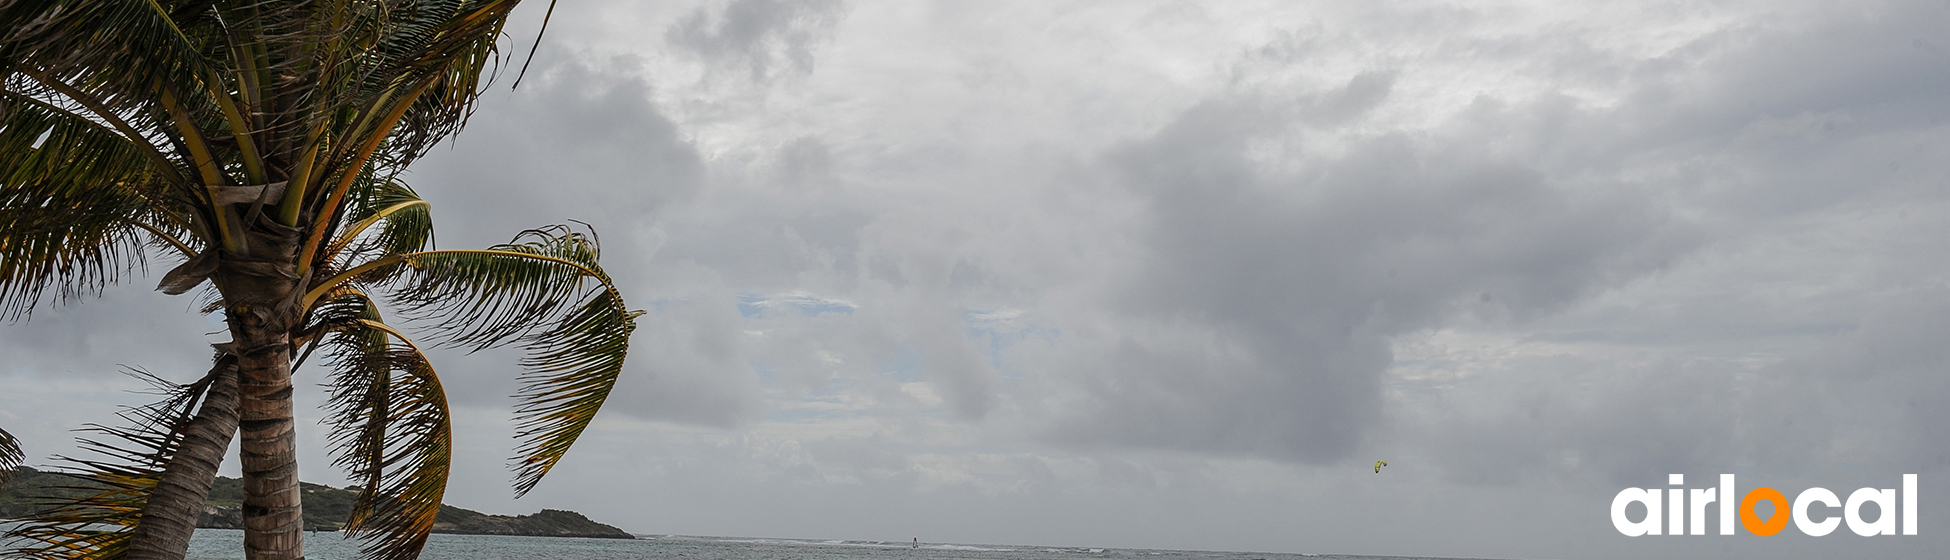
[5,1,1950,558]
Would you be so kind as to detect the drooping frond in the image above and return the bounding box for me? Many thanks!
[0,91,188,319]
[311,290,452,560]
[0,192,151,319]
[0,0,217,155]
[0,92,168,196]
[2,1,236,258]
[1,370,214,560]
[0,427,21,488]
[365,225,637,495]
[506,272,635,495]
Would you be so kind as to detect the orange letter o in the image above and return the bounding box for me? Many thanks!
[1741,487,1790,536]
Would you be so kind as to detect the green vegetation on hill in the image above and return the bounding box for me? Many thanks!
[0,467,91,520]
[198,474,361,532]
[2,467,632,539]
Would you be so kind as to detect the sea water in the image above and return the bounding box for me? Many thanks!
[176,530,1457,560]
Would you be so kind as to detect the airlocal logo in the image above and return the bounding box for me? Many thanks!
[1612,474,1918,536]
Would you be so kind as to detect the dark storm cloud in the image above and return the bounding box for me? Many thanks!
[412,52,702,250]
[1364,0,1950,488]
[1042,90,1694,463]
[666,0,846,81]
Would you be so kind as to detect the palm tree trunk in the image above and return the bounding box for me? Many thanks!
[221,218,309,560]
[127,358,241,560]
[232,310,304,560]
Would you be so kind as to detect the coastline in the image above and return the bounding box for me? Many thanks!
[3,467,633,540]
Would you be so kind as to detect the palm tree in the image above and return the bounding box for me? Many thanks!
[1,1,638,559]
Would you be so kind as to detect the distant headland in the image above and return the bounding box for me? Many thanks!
[1,467,634,539]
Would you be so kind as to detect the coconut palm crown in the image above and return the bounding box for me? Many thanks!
[0,1,638,559]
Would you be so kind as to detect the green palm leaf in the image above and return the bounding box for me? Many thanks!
[505,275,634,494]
[0,91,169,196]
[0,427,21,488]
[372,0,524,163]
[0,370,218,560]
[0,89,186,318]
[311,290,452,560]
[0,190,158,321]
[8,1,616,557]
[328,179,435,269]
[0,0,219,135]
[320,226,638,495]
[0,179,177,318]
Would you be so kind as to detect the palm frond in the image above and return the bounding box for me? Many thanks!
[369,0,523,164]
[327,178,434,268]
[0,370,214,560]
[312,290,452,560]
[0,427,21,488]
[295,0,531,267]
[0,89,192,318]
[0,91,170,196]
[506,277,635,495]
[371,225,637,495]
[0,0,218,137]
[0,187,156,321]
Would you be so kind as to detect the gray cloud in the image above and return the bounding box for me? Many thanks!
[0,283,219,379]
[11,1,1950,557]
[1397,287,1950,495]
[1367,0,1950,492]
[412,51,704,250]
[1738,293,1950,475]
[1021,3,1950,502]
[666,0,847,82]
[608,296,765,426]
[1040,88,1694,464]
[1304,70,1397,127]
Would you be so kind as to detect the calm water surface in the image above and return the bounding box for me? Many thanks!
[177,530,1464,560]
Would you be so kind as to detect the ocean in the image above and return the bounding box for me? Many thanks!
[174,530,1452,560]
